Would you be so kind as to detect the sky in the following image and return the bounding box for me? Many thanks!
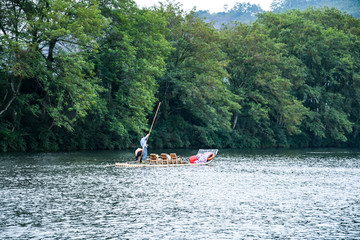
[133,0,274,12]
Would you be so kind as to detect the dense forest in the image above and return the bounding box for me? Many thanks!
[199,0,360,28]
[1,0,360,152]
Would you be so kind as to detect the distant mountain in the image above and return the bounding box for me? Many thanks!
[198,0,360,27]
[271,0,360,18]
[197,2,263,28]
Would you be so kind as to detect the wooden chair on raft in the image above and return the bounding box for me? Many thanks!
[170,153,181,164]
[161,153,171,164]
[148,153,183,165]
[149,154,159,164]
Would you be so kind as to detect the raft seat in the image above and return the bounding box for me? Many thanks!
[161,153,170,164]
[150,154,159,164]
[169,153,175,164]
[170,153,181,164]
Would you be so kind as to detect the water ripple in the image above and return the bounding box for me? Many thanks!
[0,149,359,239]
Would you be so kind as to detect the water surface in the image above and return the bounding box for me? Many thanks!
[0,149,359,239]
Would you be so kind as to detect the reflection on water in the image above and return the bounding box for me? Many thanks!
[0,149,359,239]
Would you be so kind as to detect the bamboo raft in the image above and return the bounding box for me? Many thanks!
[114,151,216,168]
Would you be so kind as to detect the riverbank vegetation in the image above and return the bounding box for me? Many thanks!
[1,0,360,152]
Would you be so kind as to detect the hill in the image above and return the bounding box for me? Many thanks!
[197,2,263,28]
[198,0,360,27]
[272,0,360,17]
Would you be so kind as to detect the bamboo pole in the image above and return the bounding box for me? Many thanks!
[138,102,161,163]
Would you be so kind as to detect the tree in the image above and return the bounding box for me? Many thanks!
[152,3,240,148]
[74,0,173,150]
[221,22,308,148]
[0,0,108,151]
[257,8,360,146]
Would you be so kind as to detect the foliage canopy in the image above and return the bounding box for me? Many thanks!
[1,0,360,151]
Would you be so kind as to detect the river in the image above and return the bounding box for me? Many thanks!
[0,149,359,239]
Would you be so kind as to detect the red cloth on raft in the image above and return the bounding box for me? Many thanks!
[189,152,214,164]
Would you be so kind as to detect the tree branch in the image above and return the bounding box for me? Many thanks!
[0,76,22,116]
[0,22,8,36]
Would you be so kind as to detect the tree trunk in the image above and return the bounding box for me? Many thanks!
[232,112,238,130]
[0,76,22,116]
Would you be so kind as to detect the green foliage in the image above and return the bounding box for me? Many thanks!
[221,22,308,147]
[151,3,240,148]
[1,1,360,152]
[0,0,108,151]
[257,7,360,146]
[85,0,172,149]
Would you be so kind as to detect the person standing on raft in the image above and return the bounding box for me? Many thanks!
[139,134,150,163]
